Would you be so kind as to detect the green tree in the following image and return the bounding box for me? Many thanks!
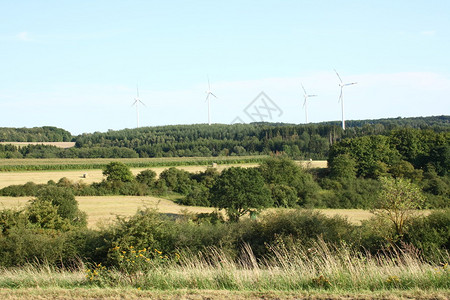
[329,154,357,179]
[258,157,319,206]
[157,167,194,195]
[373,177,425,239]
[103,162,134,182]
[136,169,157,187]
[210,167,272,222]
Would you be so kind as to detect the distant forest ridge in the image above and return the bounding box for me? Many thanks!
[0,116,449,159]
[1,116,448,142]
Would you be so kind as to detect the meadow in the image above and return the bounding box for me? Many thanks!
[0,240,447,299]
[0,163,263,188]
[0,157,447,299]
[0,195,376,229]
[0,157,326,187]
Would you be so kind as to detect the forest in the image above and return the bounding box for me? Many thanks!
[0,115,449,159]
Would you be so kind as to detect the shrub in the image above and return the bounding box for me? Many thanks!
[405,209,450,261]
[240,209,355,258]
[106,208,178,265]
[158,167,194,195]
[103,161,134,183]
[0,227,73,267]
[0,209,27,235]
[329,154,357,179]
[180,185,211,206]
[373,177,425,238]
[269,184,298,207]
[258,157,321,206]
[35,186,79,221]
[136,169,157,187]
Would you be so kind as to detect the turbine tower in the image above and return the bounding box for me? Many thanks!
[334,69,357,130]
[301,84,317,124]
[205,76,218,125]
[132,84,146,128]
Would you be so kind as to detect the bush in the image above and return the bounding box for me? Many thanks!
[35,186,81,222]
[319,178,380,209]
[269,184,298,207]
[158,167,194,195]
[0,209,27,235]
[240,209,355,258]
[0,227,74,267]
[258,157,321,206]
[103,161,134,183]
[405,209,450,261]
[136,169,157,187]
[329,154,357,179]
[106,208,178,265]
[180,185,211,206]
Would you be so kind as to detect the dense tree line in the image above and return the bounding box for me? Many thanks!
[0,126,72,142]
[0,116,448,159]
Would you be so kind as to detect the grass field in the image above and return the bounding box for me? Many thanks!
[0,156,272,172]
[0,195,378,228]
[0,159,327,188]
[0,163,262,188]
[0,141,76,148]
[0,241,447,299]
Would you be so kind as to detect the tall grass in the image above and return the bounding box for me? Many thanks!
[1,241,448,294]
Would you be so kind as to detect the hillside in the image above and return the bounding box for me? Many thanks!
[0,116,449,159]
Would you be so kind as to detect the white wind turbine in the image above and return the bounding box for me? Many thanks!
[335,69,357,130]
[131,84,146,128]
[301,84,317,124]
[205,76,218,125]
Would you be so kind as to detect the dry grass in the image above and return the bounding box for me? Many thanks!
[0,142,76,148]
[0,160,326,188]
[1,288,445,299]
[0,241,447,299]
[0,163,263,188]
[0,156,265,167]
[0,195,379,229]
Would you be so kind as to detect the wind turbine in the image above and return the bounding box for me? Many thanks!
[205,76,218,125]
[334,69,357,130]
[131,84,146,128]
[301,84,317,124]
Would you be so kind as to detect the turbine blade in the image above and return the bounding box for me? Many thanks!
[210,92,218,99]
[139,100,146,107]
[309,94,318,97]
[136,84,140,98]
[338,88,343,103]
[334,69,343,83]
[205,93,210,102]
[303,99,307,108]
[344,82,357,86]
[301,84,307,95]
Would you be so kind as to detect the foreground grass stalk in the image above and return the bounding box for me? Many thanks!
[0,242,448,296]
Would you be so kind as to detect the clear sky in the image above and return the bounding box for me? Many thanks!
[1,0,449,135]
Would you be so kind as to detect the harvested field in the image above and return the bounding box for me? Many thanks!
[0,142,76,148]
[0,195,382,229]
[0,164,260,188]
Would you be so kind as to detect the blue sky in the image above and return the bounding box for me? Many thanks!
[1,0,449,134]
